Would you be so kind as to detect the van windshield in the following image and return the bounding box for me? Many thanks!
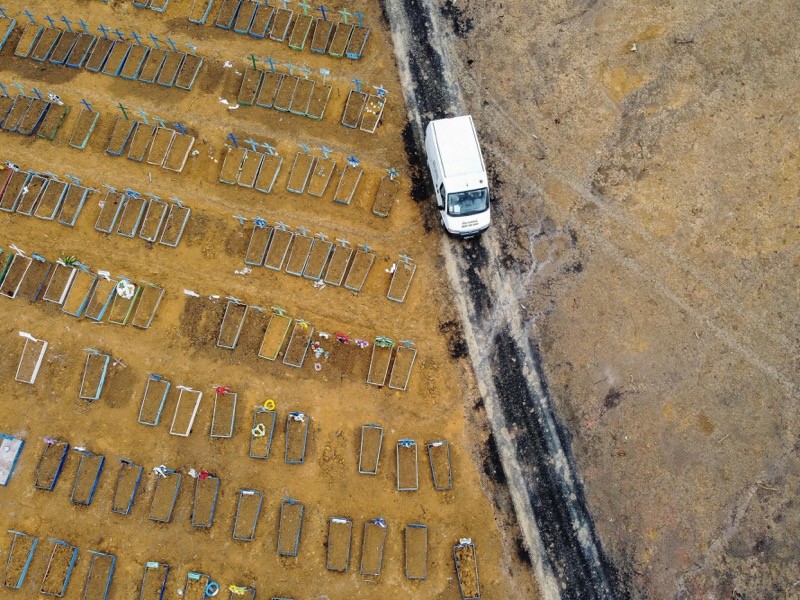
[447,188,489,217]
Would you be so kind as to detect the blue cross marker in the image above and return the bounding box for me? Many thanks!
[0,82,7,97]
[264,57,276,73]
[169,197,184,208]
[233,215,248,225]
[30,88,43,101]
[280,0,289,9]
[347,155,360,167]
[103,184,117,193]
[166,37,177,51]
[320,145,332,159]
[148,33,160,48]
[299,64,311,79]
[186,41,197,54]
[318,5,327,20]
[131,31,142,45]
[60,15,73,32]
[0,8,6,18]
[338,7,351,24]
[113,28,125,41]
[355,10,364,27]
[98,24,110,39]
[319,67,330,86]
[298,0,311,15]
[153,116,167,128]
[286,63,296,76]
[253,217,267,228]
[387,167,398,180]
[373,84,388,98]
[65,174,81,185]
[299,143,310,154]
[136,107,149,124]
[173,122,186,135]
[227,132,239,148]
[44,15,56,28]
[78,19,90,34]
[81,98,93,112]
[352,77,364,93]
[261,141,276,155]
[23,9,36,24]
[245,138,259,152]
[11,81,25,95]
[125,189,141,198]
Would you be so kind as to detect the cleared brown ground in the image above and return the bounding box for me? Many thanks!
[0,0,537,597]
[436,0,800,597]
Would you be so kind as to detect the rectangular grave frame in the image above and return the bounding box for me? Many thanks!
[174,54,203,90]
[0,17,16,53]
[79,351,110,401]
[387,260,416,303]
[183,572,211,599]
[396,439,419,491]
[17,98,50,136]
[249,4,274,38]
[101,41,133,76]
[310,18,333,54]
[359,518,387,576]
[138,375,171,425]
[49,30,79,65]
[116,194,147,237]
[146,127,176,167]
[244,223,273,266]
[258,313,292,361]
[405,523,428,580]
[215,0,243,29]
[276,498,304,556]
[119,45,150,80]
[106,117,137,156]
[58,185,90,226]
[269,8,293,42]
[288,76,315,115]
[159,204,191,247]
[333,165,362,205]
[217,300,248,349]
[42,262,77,305]
[84,37,114,72]
[454,539,480,600]
[306,156,335,197]
[388,345,417,391]
[14,24,44,58]
[31,27,63,62]
[286,152,314,193]
[128,123,157,162]
[237,149,264,188]
[131,284,165,329]
[39,538,78,597]
[284,411,309,464]
[263,228,294,271]
[61,268,98,317]
[284,234,313,276]
[0,254,32,299]
[68,109,100,150]
[238,67,263,106]
[111,459,143,515]
[360,94,385,133]
[328,22,353,57]
[148,471,182,523]
[191,475,220,528]
[138,49,167,83]
[66,34,96,68]
[341,89,366,128]
[249,408,277,459]
[232,489,263,542]
[170,388,203,436]
[427,439,453,491]
[273,74,299,112]
[210,391,237,439]
[107,283,141,325]
[323,244,354,287]
[163,133,195,172]
[302,238,332,280]
[343,250,375,292]
[254,153,283,193]
[83,276,116,321]
[255,70,283,108]
[345,25,370,59]
[219,145,246,184]
[156,51,185,87]
[70,450,105,506]
[95,191,126,233]
[287,13,313,50]
[233,0,258,33]
[3,530,38,589]
[189,0,215,24]
[139,198,169,242]
[82,550,116,600]
[13,172,46,215]
[15,334,48,384]
[326,517,352,572]
[358,424,384,475]
[306,82,332,120]
[139,562,169,600]
[282,320,314,368]
[0,170,29,212]
[33,179,69,221]
[0,434,24,486]
[33,440,70,492]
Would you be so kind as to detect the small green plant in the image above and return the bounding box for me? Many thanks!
[60,254,78,266]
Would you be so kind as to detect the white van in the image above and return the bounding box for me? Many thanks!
[425,115,491,236]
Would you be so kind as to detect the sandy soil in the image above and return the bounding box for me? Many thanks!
[432,0,800,597]
[0,0,538,597]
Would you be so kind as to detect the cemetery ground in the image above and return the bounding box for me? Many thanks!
[0,0,539,597]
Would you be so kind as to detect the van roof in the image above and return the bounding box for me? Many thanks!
[429,116,486,178]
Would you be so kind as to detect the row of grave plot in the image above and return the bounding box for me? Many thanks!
[187,0,369,59]
[0,164,191,245]
[237,66,331,120]
[0,529,290,599]
[105,116,195,172]
[5,18,202,90]
[212,299,417,389]
[0,94,72,142]
[242,220,416,301]
[220,145,402,216]
[18,436,459,582]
